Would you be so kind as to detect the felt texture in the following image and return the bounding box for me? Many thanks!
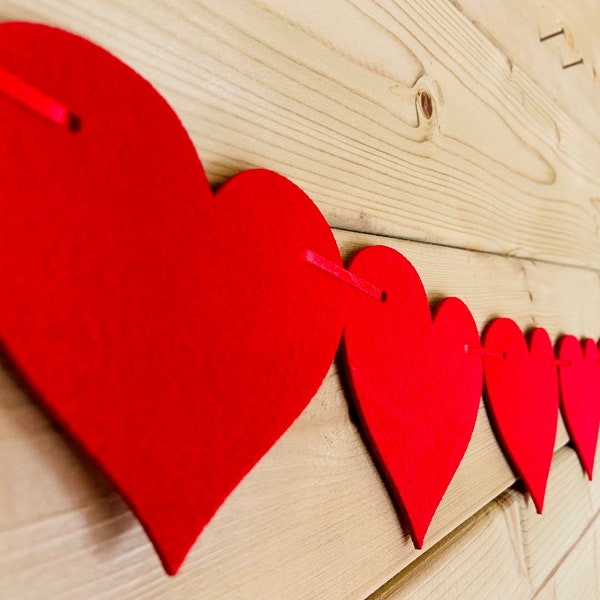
[0,22,347,575]
[341,245,483,548]
[482,321,559,513]
[557,336,600,479]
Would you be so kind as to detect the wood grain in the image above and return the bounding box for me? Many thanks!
[551,524,600,600]
[453,0,600,140]
[0,1,599,268]
[518,447,595,591]
[367,491,532,599]
[533,511,600,599]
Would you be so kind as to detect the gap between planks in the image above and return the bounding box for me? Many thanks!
[532,506,600,598]
[332,225,600,276]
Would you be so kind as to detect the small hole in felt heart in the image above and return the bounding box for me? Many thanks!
[66,113,82,132]
[381,290,388,303]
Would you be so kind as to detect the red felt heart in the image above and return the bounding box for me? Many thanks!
[342,245,482,548]
[0,22,346,574]
[482,320,558,512]
[557,336,600,479]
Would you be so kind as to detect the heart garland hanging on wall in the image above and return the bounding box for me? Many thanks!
[1,20,600,577]
[0,22,347,575]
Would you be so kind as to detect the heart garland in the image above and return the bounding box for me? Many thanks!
[1,21,599,575]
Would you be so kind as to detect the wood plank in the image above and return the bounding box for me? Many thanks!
[0,362,113,531]
[367,491,531,600]
[553,518,600,599]
[534,583,555,600]
[1,229,597,599]
[452,0,600,141]
[1,1,600,267]
[533,512,600,599]
[519,446,595,593]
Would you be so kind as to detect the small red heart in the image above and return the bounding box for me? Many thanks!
[557,336,600,479]
[0,23,346,574]
[482,320,558,512]
[342,245,482,547]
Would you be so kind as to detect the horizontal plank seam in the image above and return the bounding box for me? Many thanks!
[367,439,573,599]
[331,226,600,275]
[531,503,600,597]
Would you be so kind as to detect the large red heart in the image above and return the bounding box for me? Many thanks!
[341,245,482,547]
[482,320,558,512]
[557,336,600,479]
[0,22,347,574]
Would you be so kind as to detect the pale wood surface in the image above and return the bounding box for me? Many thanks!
[369,445,600,600]
[529,446,600,599]
[453,0,600,139]
[551,524,600,600]
[1,1,600,269]
[367,491,532,600]
[533,516,600,599]
[1,0,600,599]
[519,447,597,592]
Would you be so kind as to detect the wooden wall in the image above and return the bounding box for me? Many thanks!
[2,1,600,598]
